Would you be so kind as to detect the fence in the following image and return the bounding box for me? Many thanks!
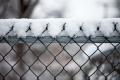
[0,19,120,80]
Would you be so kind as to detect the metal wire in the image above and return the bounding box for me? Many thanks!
[0,26,120,80]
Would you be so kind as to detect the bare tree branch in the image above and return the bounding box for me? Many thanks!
[0,0,9,18]
[20,0,39,18]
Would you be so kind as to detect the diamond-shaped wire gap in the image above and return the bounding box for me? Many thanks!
[38,46,56,77]
[0,60,11,76]
[107,71,120,80]
[79,37,118,78]
[30,60,46,76]
[54,38,81,78]
[70,37,97,68]
[114,63,120,75]
[5,50,20,66]
[4,43,32,79]
[39,50,54,66]
[55,37,83,76]
[112,43,120,46]
[109,43,120,64]
[27,51,47,78]
[90,43,114,76]
[54,38,78,65]
[98,61,113,76]
[53,38,72,58]
[79,43,98,69]
[38,36,55,49]
[102,36,119,51]
[38,36,57,57]
[56,50,71,66]
[88,36,111,56]
[11,38,37,65]
[81,60,97,77]
[107,49,120,67]
[9,42,28,72]
[89,40,119,75]
[47,43,62,56]
[73,50,89,66]
[58,37,100,78]
[99,43,115,57]
[115,43,120,54]
[56,36,81,57]
[0,43,11,57]
[17,37,47,68]
[13,60,29,76]
[1,63,13,78]
[64,60,80,76]
[0,42,19,71]
[64,43,80,56]
[89,70,105,80]
[38,37,55,47]
[39,70,54,80]
[81,43,98,57]
[73,70,86,80]
[55,36,74,55]
[95,41,119,73]
[12,43,29,58]
[22,70,37,80]
[54,37,73,63]
[5,70,20,80]
[47,60,63,76]
[38,37,63,62]
[23,37,45,57]
[30,42,46,57]
[90,50,106,67]
[2,53,21,78]
[75,37,96,59]
[56,70,71,80]
[11,43,30,73]
[48,38,79,78]
[71,40,93,67]
[22,50,37,66]
[73,70,92,80]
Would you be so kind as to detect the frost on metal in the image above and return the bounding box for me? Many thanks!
[0,18,120,37]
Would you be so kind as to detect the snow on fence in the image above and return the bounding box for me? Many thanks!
[0,18,120,80]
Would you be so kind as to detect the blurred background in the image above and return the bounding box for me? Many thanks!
[0,0,120,19]
[0,0,120,80]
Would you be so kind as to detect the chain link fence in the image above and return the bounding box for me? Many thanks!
[0,22,120,80]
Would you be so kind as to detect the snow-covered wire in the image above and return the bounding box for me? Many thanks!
[0,18,119,37]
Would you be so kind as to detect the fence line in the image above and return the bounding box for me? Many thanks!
[0,19,120,80]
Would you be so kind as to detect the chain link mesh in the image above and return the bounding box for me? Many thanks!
[0,25,120,80]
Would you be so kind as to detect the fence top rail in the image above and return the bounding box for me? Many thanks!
[0,36,120,43]
[0,18,120,43]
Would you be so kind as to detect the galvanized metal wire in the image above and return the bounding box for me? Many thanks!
[0,25,120,80]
